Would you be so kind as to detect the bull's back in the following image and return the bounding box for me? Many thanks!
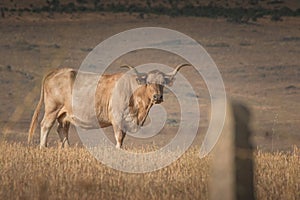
[44,68,125,128]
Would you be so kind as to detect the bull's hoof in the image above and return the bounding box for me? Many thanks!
[39,145,47,149]
[62,143,70,149]
[62,138,70,148]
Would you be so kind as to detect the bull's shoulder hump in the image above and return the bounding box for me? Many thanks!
[100,72,126,81]
[102,72,124,77]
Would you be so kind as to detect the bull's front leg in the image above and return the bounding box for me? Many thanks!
[115,130,126,149]
[112,124,126,148]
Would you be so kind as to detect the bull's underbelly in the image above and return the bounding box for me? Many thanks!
[58,107,112,129]
[98,121,112,128]
[67,114,112,129]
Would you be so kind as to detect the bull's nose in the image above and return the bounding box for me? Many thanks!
[153,94,163,101]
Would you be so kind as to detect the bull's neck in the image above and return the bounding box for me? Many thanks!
[130,85,153,125]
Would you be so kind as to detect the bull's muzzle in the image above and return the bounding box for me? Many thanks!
[153,94,163,104]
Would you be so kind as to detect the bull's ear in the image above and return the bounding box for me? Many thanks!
[164,76,175,86]
[136,74,147,85]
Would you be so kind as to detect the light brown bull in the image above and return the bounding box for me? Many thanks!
[28,64,189,148]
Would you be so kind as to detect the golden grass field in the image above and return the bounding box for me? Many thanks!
[0,142,299,200]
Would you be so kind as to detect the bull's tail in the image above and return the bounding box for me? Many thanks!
[27,72,50,144]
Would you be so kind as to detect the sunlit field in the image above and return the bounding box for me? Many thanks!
[0,142,298,200]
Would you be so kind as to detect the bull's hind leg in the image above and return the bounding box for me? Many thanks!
[57,114,70,148]
[40,112,57,148]
[40,109,59,148]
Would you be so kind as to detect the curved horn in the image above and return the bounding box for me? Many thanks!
[167,63,191,77]
[120,64,140,75]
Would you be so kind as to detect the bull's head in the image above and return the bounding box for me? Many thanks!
[121,64,190,104]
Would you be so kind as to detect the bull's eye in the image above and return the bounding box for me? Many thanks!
[136,77,147,85]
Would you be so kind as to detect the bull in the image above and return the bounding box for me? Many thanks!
[28,64,189,148]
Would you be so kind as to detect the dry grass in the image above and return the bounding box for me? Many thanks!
[255,148,300,200]
[0,142,299,200]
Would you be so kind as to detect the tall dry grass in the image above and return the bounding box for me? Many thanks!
[255,147,300,200]
[0,142,299,200]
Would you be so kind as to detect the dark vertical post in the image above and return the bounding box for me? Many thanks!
[232,103,255,200]
[209,101,255,200]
